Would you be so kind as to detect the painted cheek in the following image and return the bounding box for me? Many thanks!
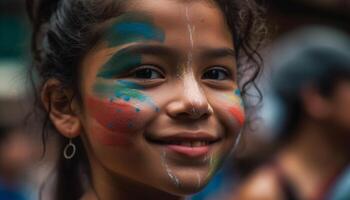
[228,106,245,126]
[86,96,140,145]
[223,89,246,126]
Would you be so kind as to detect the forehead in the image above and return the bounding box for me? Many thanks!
[124,0,233,47]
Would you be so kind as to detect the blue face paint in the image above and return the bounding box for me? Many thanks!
[93,13,164,112]
[117,80,145,89]
[105,13,165,47]
[98,13,165,79]
[108,22,165,46]
[234,89,241,96]
[233,88,244,107]
[93,80,159,111]
[97,48,142,79]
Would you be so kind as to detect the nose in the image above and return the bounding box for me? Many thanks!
[166,74,212,120]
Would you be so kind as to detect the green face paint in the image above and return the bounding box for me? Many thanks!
[97,48,142,79]
[93,13,164,111]
[98,12,165,79]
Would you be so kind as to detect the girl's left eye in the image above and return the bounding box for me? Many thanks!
[132,67,164,79]
[202,67,231,80]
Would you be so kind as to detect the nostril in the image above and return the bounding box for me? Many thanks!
[183,106,211,120]
[198,112,210,120]
[191,107,206,116]
[173,111,209,121]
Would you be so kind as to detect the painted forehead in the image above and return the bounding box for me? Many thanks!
[104,12,165,48]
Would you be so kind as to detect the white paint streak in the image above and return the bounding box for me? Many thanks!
[196,172,202,189]
[210,154,214,166]
[230,131,242,156]
[183,6,206,112]
[185,6,195,68]
[161,151,181,188]
[185,7,195,49]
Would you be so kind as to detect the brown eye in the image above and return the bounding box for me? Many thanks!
[132,67,164,79]
[202,68,230,80]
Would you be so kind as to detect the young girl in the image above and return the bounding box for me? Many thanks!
[26,0,265,199]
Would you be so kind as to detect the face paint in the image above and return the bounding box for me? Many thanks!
[229,107,245,126]
[97,49,142,79]
[93,80,159,111]
[206,153,222,180]
[161,151,181,188]
[86,96,137,145]
[105,13,165,48]
[99,12,165,78]
[88,13,164,146]
[89,78,159,145]
[182,6,207,113]
[222,88,245,126]
[88,96,139,131]
[196,172,201,189]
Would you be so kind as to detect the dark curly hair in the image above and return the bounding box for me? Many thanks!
[26,0,266,199]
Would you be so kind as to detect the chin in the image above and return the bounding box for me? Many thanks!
[159,168,216,196]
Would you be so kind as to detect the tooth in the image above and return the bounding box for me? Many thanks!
[191,142,196,147]
[192,141,201,147]
[180,142,192,147]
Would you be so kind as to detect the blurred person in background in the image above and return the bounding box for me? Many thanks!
[0,66,38,200]
[232,27,350,200]
[0,124,35,200]
[0,68,57,200]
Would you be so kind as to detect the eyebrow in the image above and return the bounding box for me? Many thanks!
[199,48,236,60]
[118,44,236,60]
[116,44,180,61]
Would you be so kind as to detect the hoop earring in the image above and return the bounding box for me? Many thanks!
[63,138,76,159]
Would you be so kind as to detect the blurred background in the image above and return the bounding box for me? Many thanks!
[0,0,349,199]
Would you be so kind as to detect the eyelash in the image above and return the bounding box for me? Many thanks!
[202,66,233,81]
[125,65,233,82]
[128,65,165,80]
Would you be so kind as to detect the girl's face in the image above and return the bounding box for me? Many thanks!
[80,0,244,195]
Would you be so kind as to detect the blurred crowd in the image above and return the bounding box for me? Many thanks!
[0,0,350,199]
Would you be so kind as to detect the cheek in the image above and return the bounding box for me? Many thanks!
[86,96,142,146]
[228,106,245,126]
[219,89,246,127]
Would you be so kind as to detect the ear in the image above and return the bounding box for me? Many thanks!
[301,86,332,120]
[41,79,81,138]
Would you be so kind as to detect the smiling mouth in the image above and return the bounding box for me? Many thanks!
[150,140,217,147]
[146,133,221,157]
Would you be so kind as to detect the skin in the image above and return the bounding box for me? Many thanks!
[44,0,245,199]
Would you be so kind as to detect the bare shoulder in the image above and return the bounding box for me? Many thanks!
[231,167,284,200]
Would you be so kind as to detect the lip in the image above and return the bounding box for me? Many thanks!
[146,131,221,157]
[166,145,210,157]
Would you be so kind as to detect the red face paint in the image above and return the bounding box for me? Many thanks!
[86,96,139,145]
[228,106,245,126]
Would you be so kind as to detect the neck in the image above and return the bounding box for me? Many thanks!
[278,119,349,198]
[85,157,185,200]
